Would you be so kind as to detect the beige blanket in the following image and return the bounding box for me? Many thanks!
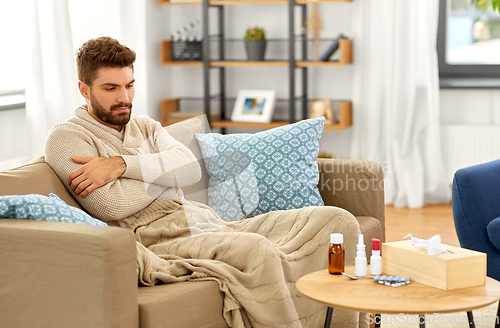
[133,199,361,328]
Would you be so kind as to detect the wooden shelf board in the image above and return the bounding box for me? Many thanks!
[210,1,286,4]
[161,61,351,67]
[297,61,345,67]
[163,100,352,130]
[323,122,351,129]
[162,61,203,66]
[210,120,288,128]
[158,0,201,4]
[160,61,350,67]
[160,38,352,66]
[211,61,288,67]
[296,0,352,3]
[210,120,350,129]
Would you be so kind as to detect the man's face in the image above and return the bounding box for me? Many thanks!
[79,66,135,131]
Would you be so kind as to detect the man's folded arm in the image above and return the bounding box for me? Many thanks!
[45,128,162,222]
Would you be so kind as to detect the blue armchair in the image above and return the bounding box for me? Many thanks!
[452,159,500,282]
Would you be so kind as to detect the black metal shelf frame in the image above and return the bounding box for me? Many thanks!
[202,0,311,127]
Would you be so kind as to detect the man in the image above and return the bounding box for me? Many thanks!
[45,37,360,328]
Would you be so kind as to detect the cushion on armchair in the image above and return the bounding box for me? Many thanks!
[0,193,107,226]
[195,117,325,221]
[487,217,500,252]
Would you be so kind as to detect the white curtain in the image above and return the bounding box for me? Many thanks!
[26,0,81,158]
[351,0,451,208]
[25,0,148,158]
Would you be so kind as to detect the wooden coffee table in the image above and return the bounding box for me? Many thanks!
[297,266,500,328]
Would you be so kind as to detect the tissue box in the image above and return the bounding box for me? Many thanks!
[382,240,486,290]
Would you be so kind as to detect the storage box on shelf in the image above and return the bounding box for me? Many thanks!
[160,40,203,66]
[158,0,353,130]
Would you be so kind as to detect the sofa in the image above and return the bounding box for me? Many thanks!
[0,117,385,328]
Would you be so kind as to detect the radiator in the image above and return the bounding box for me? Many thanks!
[441,124,500,183]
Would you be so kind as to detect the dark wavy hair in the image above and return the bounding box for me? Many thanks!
[76,37,136,86]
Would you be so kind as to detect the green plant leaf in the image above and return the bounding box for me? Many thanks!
[474,0,500,11]
[244,26,266,41]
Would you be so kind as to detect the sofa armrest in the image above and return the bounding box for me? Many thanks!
[0,219,138,328]
[316,158,385,241]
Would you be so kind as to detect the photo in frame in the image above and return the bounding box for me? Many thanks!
[231,89,276,123]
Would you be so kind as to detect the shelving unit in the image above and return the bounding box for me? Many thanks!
[158,0,353,130]
[159,0,352,4]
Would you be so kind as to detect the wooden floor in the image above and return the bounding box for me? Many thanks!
[384,203,459,247]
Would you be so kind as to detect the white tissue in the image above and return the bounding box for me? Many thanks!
[404,234,453,256]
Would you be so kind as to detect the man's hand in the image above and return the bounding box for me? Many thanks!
[69,156,126,198]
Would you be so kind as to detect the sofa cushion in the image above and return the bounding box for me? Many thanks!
[0,157,83,209]
[138,281,228,328]
[0,193,106,226]
[195,117,325,221]
[164,116,210,204]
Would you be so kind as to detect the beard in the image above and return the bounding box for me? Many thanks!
[89,92,132,127]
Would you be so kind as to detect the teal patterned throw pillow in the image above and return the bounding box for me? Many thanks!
[195,117,325,221]
[0,193,107,226]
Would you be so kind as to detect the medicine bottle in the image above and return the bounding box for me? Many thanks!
[370,238,382,275]
[329,233,345,275]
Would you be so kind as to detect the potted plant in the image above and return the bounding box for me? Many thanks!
[244,26,267,61]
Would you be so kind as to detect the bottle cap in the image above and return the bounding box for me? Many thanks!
[357,234,364,247]
[330,233,343,244]
[372,238,380,251]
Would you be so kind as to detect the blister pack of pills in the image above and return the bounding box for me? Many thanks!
[373,275,411,287]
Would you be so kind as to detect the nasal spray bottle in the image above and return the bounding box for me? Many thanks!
[355,234,367,276]
[370,238,382,275]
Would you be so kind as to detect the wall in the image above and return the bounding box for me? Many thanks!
[440,89,500,182]
[440,89,500,124]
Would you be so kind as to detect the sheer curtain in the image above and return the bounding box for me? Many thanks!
[25,0,148,158]
[26,0,80,158]
[350,0,451,208]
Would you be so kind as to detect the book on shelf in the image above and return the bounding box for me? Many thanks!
[319,34,346,62]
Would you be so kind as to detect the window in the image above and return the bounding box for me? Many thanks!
[437,0,500,87]
[0,2,28,110]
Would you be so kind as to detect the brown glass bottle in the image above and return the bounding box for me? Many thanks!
[329,233,345,275]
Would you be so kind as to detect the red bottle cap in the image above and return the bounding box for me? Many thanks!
[371,238,380,251]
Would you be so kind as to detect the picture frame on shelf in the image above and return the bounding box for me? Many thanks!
[231,89,276,123]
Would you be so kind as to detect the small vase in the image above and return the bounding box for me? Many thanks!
[245,40,267,61]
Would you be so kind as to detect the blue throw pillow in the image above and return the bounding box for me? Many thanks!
[0,193,107,227]
[487,217,500,251]
[195,117,325,221]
